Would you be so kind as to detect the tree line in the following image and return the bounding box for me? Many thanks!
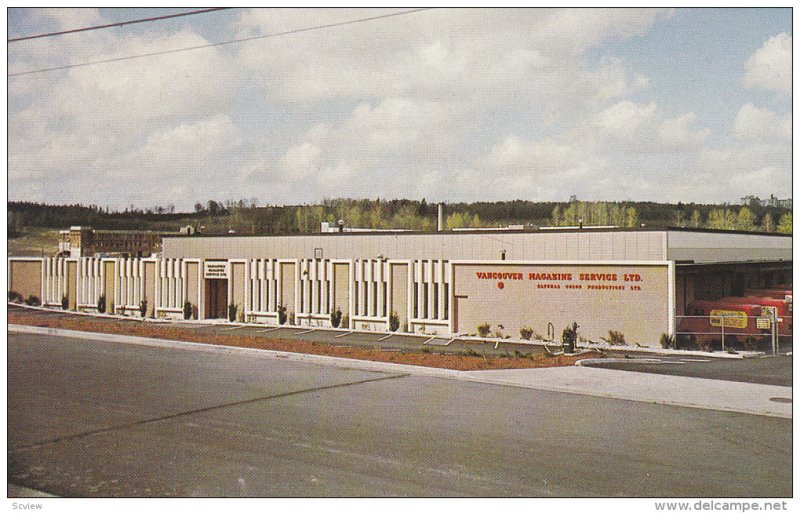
[8,198,792,236]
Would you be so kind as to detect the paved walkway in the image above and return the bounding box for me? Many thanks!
[9,324,792,419]
[460,366,792,419]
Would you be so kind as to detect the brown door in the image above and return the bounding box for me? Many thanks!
[205,279,228,319]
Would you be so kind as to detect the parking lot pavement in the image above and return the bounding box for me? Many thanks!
[8,331,792,497]
[579,354,792,386]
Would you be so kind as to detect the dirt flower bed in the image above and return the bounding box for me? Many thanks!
[8,308,604,371]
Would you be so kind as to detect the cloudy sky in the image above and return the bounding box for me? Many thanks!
[7,8,792,211]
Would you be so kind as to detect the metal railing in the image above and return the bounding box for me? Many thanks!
[675,309,783,354]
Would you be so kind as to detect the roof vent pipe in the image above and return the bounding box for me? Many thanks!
[438,204,444,232]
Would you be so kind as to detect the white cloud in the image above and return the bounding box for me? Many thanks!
[743,33,791,96]
[733,103,791,141]
[658,112,710,150]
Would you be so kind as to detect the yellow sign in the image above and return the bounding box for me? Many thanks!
[709,310,748,329]
[756,317,771,329]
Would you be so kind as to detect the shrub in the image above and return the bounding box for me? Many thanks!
[519,326,534,340]
[228,303,238,322]
[183,301,192,320]
[562,322,579,352]
[389,311,400,332]
[277,304,287,325]
[676,333,695,350]
[402,321,408,333]
[341,314,350,329]
[330,307,342,328]
[607,330,626,346]
[477,322,491,338]
[61,294,69,310]
[743,336,759,351]
[8,290,23,303]
[24,295,41,306]
[696,337,712,352]
[659,333,675,349]
[140,299,148,318]
[97,294,106,314]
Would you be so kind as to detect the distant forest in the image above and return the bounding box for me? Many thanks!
[7,197,793,237]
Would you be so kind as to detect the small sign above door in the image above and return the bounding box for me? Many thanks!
[204,261,229,279]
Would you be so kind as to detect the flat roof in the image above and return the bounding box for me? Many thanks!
[162,226,792,239]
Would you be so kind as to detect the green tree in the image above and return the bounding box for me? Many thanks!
[777,212,792,234]
[735,206,756,231]
[690,209,702,228]
[707,208,736,230]
[624,207,639,228]
[761,212,775,232]
[551,205,561,227]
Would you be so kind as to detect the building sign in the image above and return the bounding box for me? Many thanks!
[474,268,645,292]
[709,310,748,329]
[204,261,229,279]
[756,317,771,329]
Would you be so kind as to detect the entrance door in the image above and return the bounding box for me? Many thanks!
[205,279,228,319]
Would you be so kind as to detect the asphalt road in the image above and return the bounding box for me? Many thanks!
[8,332,792,497]
[580,355,792,386]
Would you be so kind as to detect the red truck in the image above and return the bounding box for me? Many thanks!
[678,299,769,349]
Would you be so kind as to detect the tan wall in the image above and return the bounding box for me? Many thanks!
[231,262,245,310]
[163,230,669,262]
[9,260,42,301]
[280,262,296,317]
[103,261,116,312]
[67,261,77,310]
[185,261,199,318]
[333,263,350,316]
[143,261,156,317]
[390,263,409,328]
[452,262,670,346]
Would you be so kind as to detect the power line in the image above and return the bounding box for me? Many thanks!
[8,8,433,78]
[9,8,232,43]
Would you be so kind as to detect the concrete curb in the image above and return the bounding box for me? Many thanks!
[9,324,791,419]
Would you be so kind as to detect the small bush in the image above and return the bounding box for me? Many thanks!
[402,321,408,332]
[24,295,41,306]
[562,321,579,352]
[659,333,675,349]
[477,322,491,338]
[519,326,534,340]
[289,312,295,325]
[389,311,400,332]
[696,337,712,352]
[96,294,106,314]
[607,330,626,346]
[228,303,238,322]
[743,336,759,351]
[8,290,23,303]
[277,304,287,325]
[330,307,343,328]
[183,301,192,320]
[138,299,147,318]
[61,294,69,310]
[676,334,695,350]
